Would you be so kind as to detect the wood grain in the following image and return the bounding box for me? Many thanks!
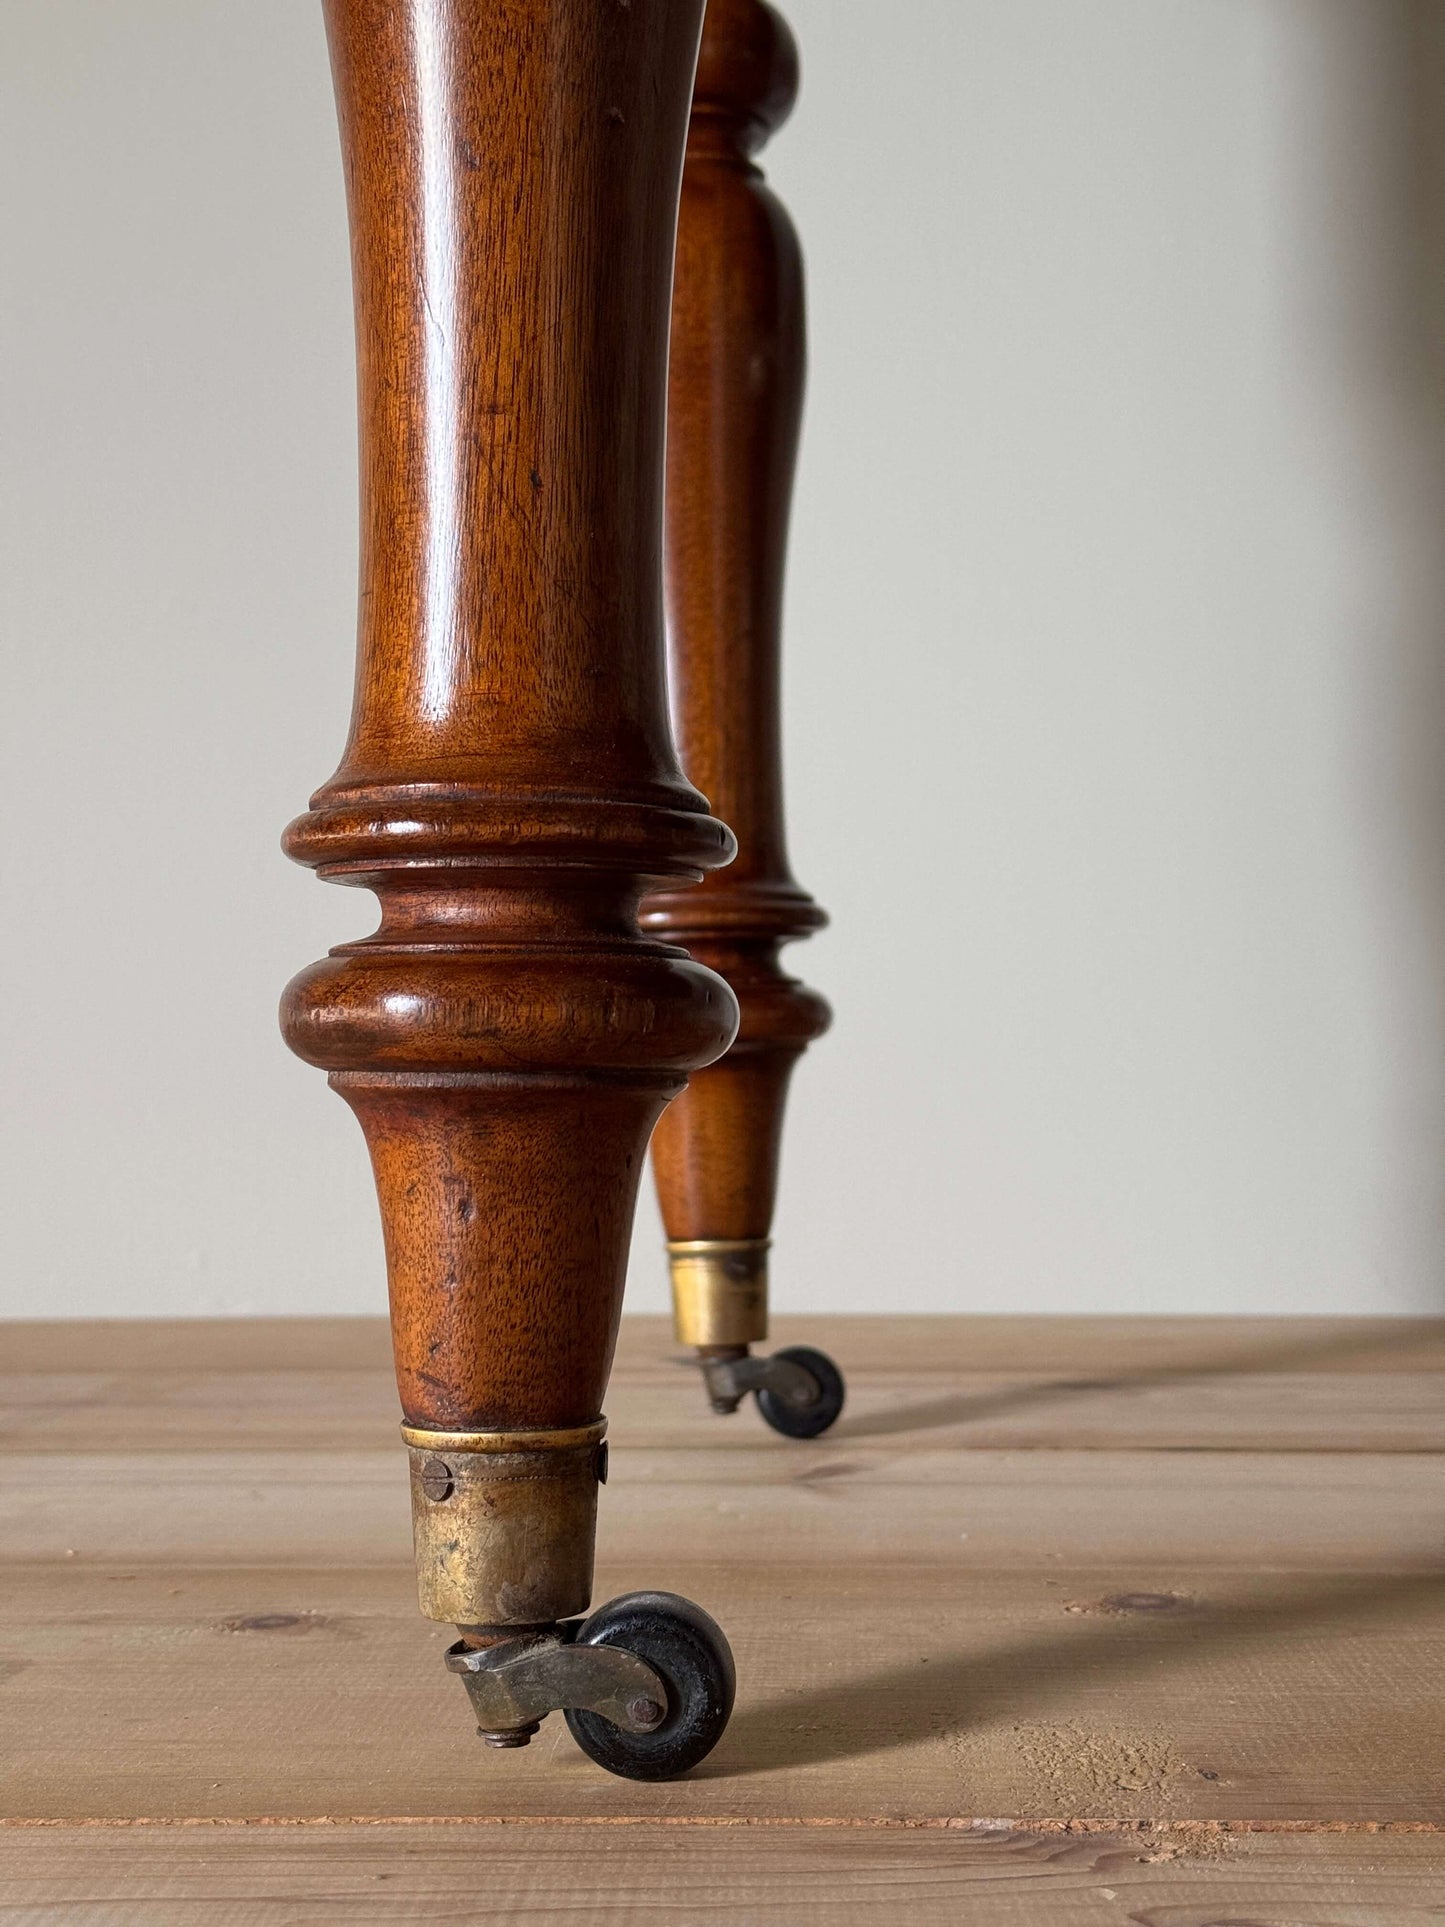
[4,1367,1442,1455]
[2,1824,1441,1926]
[4,1313,1441,1913]
[2,1563,1442,1824]
[5,1316,1444,1455]
[9,1314,1442,1377]
[3,1446,1442,1570]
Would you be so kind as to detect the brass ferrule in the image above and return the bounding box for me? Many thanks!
[667,1238,770,1348]
[402,1420,606,1628]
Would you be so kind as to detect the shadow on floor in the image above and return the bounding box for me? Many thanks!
[833,1316,1444,1442]
[712,1566,1445,1780]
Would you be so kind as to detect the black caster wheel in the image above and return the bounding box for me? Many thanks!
[756,1345,845,1439]
[564,1591,735,1781]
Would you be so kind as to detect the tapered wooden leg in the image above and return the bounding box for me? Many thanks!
[645,0,839,1437]
[282,0,740,1779]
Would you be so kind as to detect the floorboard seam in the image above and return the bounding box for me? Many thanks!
[2,1817,1440,1835]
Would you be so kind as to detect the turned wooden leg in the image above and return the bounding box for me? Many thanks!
[281,0,739,1780]
[644,0,839,1437]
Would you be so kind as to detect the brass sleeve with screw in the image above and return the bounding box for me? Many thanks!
[402,1421,607,1627]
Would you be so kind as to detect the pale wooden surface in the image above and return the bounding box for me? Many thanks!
[2,1315,1442,1921]
[3,1826,1443,1926]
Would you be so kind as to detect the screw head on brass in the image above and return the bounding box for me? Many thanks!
[627,1695,665,1730]
[419,1457,454,1502]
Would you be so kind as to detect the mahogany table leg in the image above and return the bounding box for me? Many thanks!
[645,0,840,1437]
[281,0,739,1780]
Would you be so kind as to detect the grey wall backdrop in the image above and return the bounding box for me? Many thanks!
[3,1,1444,1320]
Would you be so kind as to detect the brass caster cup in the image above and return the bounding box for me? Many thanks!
[403,1421,607,1627]
[668,1238,769,1348]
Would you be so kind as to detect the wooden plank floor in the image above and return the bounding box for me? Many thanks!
[2,1314,1442,1921]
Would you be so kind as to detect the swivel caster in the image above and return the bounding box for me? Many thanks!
[666,1244,845,1437]
[446,1590,734,1781]
[697,1344,846,1439]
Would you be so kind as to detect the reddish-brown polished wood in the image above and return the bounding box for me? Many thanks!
[282,0,735,1433]
[645,0,829,1258]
